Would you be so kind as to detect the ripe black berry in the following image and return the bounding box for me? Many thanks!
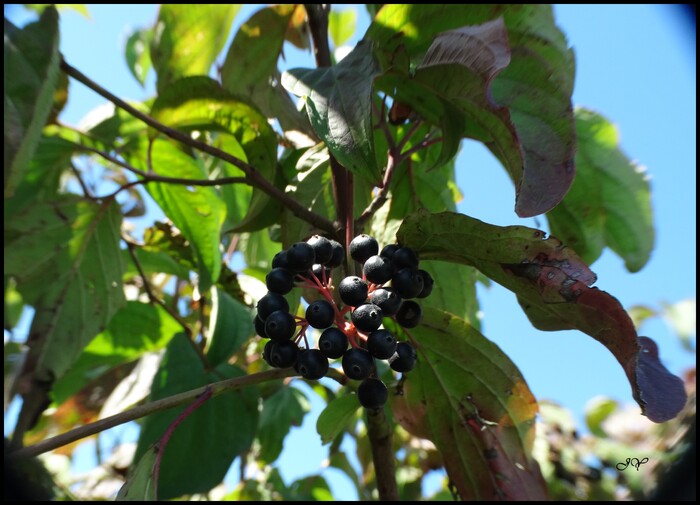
[255,316,267,337]
[367,329,397,359]
[358,378,388,409]
[349,234,379,264]
[257,292,290,320]
[311,263,331,282]
[369,288,402,317]
[305,299,335,329]
[363,255,393,284]
[271,250,290,270]
[338,276,369,307]
[306,235,333,265]
[417,269,434,298]
[296,349,329,380]
[326,240,345,268]
[351,303,384,333]
[389,341,417,372]
[395,300,423,328]
[392,268,424,299]
[265,267,295,294]
[392,247,419,270]
[270,340,299,368]
[262,339,274,365]
[287,242,315,272]
[318,327,348,359]
[264,310,297,341]
[380,244,400,260]
[342,348,375,380]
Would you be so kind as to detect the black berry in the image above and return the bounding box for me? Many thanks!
[296,349,329,380]
[305,299,335,329]
[363,255,393,284]
[389,341,417,372]
[262,340,274,365]
[392,247,419,270]
[318,327,348,359]
[367,329,397,359]
[369,288,402,317]
[257,292,290,320]
[380,244,400,260]
[271,250,290,270]
[392,268,424,299]
[255,315,267,337]
[349,234,379,264]
[351,303,384,333]
[339,276,369,307]
[287,242,316,272]
[395,300,423,328]
[306,235,333,265]
[264,310,297,341]
[326,240,345,268]
[417,269,434,298]
[342,348,375,380]
[266,267,295,294]
[358,378,388,409]
[270,340,299,368]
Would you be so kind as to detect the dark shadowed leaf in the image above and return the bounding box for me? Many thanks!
[546,108,654,272]
[125,28,153,87]
[149,5,240,92]
[367,5,576,216]
[206,287,253,367]
[258,387,310,463]
[133,334,259,500]
[52,302,180,404]
[221,5,313,138]
[389,307,547,500]
[282,40,382,184]
[396,210,687,422]
[4,7,61,197]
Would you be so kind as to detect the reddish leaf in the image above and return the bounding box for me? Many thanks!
[397,210,687,423]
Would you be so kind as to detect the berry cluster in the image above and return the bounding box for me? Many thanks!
[256,234,432,409]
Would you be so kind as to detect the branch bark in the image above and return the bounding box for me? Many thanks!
[366,407,399,501]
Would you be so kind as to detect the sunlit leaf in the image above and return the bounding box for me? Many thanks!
[396,210,687,423]
[390,307,547,500]
[150,4,240,92]
[316,394,360,445]
[328,9,357,47]
[116,443,157,500]
[4,7,61,197]
[125,28,153,87]
[258,387,310,463]
[24,4,90,18]
[206,287,253,366]
[547,109,654,271]
[584,396,619,438]
[282,40,382,184]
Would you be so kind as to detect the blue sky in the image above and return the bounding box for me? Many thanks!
[4,4,696,500]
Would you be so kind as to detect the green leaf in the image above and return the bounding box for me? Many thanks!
[127,138,225,291]
[316,394,361,445]
[390,307,546,500]
[149,76,278,233]
[24,4,90,18]
[4,197,125,384]
[52,301,180,404]
[121,248,190,280]
[4,277,24,331]
[221,5,313,137]
[4,7,61,197]
[116,444,157,501]
[258,387,310,463]
[396,210,687,423]
[282,40,382,184]
[584,396,619,438]
[288,475,333,501]
[328,9,357,47]
[206,287,253,366]
[367,5,576,216]
[125,28,153,87]
[133,334,259,500]
[238,230,283,272]
[149,4,240,92]
[546,108,654,272]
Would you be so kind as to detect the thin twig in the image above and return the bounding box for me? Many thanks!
[153,387,213,499]
[355,154,398,230]
[123,237,211,371]
[69,161,94,198]
[7,368,296,461]
[60,58,337,234]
